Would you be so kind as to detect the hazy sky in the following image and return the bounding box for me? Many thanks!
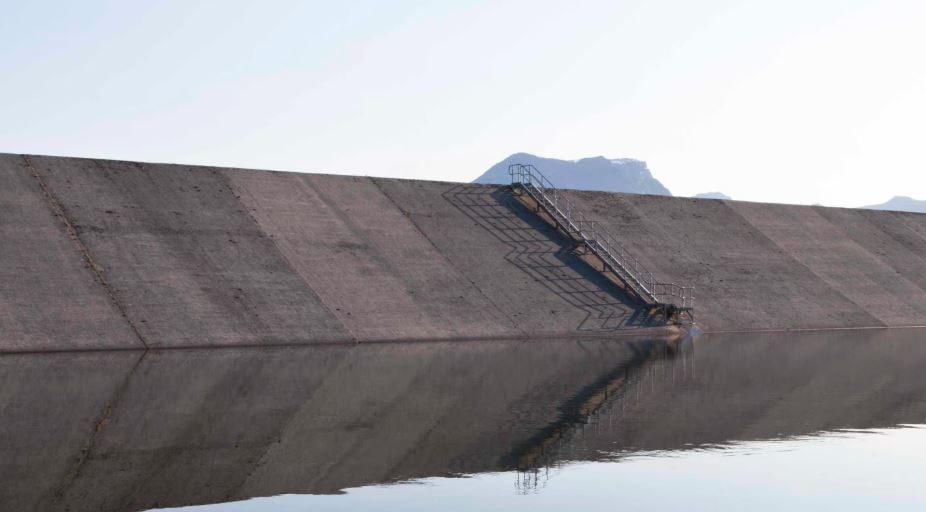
[2,0,924,206]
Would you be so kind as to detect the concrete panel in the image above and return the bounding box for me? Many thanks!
[28,156,350,347]
[894,210,926,244]
[227,170,514,340]
[629,195,889,329]
[308,175,514,338]
[732,201,926,326]
[375,180,658,334]
[0,155,141,351]
[567,191,882,330]
[228,171,443,340]
[815,207,926,294]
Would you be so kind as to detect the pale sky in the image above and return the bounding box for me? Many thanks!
[2,0,924,207]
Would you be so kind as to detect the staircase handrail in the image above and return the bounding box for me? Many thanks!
[508,163,694,310]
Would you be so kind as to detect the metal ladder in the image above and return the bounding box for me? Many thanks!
[508,163,694,322]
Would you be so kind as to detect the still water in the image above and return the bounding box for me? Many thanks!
[3,329,925,511]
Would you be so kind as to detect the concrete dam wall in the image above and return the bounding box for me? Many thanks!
[3,153,926,351]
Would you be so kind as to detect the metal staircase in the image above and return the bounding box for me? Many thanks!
[508,163,694,323]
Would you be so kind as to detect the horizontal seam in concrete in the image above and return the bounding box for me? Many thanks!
[0,327,685,355]
[701,324,926,334]
[5,324,926,355]
[23,155,150,350]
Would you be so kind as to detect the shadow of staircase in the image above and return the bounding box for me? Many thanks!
[443,184,662,331]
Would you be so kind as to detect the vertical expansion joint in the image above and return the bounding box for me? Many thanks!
[22,155,152,349]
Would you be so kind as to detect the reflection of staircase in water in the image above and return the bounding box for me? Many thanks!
[512,338,696,493]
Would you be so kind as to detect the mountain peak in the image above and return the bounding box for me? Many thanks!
[473,153,671,196]
[863,196,926,214]
[693,192,732,200]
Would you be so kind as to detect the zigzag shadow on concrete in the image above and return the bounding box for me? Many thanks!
[443,184,662,331]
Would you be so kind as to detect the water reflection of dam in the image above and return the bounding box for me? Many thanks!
[3,329,926,511]
[508,338,696,473]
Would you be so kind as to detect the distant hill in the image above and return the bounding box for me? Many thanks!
[863,196,926,214]
[693,192,732,200]
[474,153,671,196]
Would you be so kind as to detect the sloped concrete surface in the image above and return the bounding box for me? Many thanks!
[24,156,350,349]
[0,157,142,351]
[228,171,517,340]
[569,190,926,330]
[2,153,926,350]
